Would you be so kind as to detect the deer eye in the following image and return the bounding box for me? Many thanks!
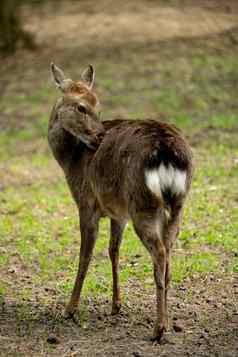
[76,104,87,115]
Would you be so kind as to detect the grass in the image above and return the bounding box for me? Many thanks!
[0,120,237,305]
[0,29,238,331]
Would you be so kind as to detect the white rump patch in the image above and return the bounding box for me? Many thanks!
[145,163,186,197]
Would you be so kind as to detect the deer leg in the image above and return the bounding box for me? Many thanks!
[164,249,171,330]
[163,206,182,330]
[133,216,167,342]
[109,219,126,315]
[65,213,99,317]
[152,243,167,342]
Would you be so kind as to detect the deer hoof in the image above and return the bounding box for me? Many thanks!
[111,301,121,315]
[65,304,77,319]
[151,323,166,343]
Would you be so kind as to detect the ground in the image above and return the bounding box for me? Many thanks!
[0,0,238,356]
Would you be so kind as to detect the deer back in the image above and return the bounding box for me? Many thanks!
[89,119,193,220]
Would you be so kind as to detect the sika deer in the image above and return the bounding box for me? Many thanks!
[48,63,193,342]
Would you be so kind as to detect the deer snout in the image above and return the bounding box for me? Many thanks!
[96,130,105,142]
[90,130,105,148]
[82,128,105,151]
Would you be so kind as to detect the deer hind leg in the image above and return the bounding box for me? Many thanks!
[133,213,167,342]
[65,212,99,317]
[109,219,126,315]
[163,205,183,331]
[164,249,171,330]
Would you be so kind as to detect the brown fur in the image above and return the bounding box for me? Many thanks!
[48,64,193,342]
[66,81,98,107]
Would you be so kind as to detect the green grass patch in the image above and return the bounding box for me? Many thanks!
[1,47,237,306]
[1,120,237,301]
[172,252,220,283]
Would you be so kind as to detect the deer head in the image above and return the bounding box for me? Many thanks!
[50,63,105,149]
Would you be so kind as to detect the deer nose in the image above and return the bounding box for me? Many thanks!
[97,132,104,142]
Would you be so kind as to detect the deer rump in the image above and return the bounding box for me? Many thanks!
[89,119,192,219]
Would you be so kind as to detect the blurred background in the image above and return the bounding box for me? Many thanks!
[0,1,238,356]
[1,0,238,130]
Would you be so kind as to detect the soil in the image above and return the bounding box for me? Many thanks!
[1,273,237,356]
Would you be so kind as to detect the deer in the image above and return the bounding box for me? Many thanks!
[48,63,193,342]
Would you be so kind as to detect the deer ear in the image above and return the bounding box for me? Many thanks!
[51,63,66,90]
[81,65,95,89]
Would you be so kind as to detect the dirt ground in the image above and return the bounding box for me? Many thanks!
[0,273,238,356]
[0,1,238,356]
